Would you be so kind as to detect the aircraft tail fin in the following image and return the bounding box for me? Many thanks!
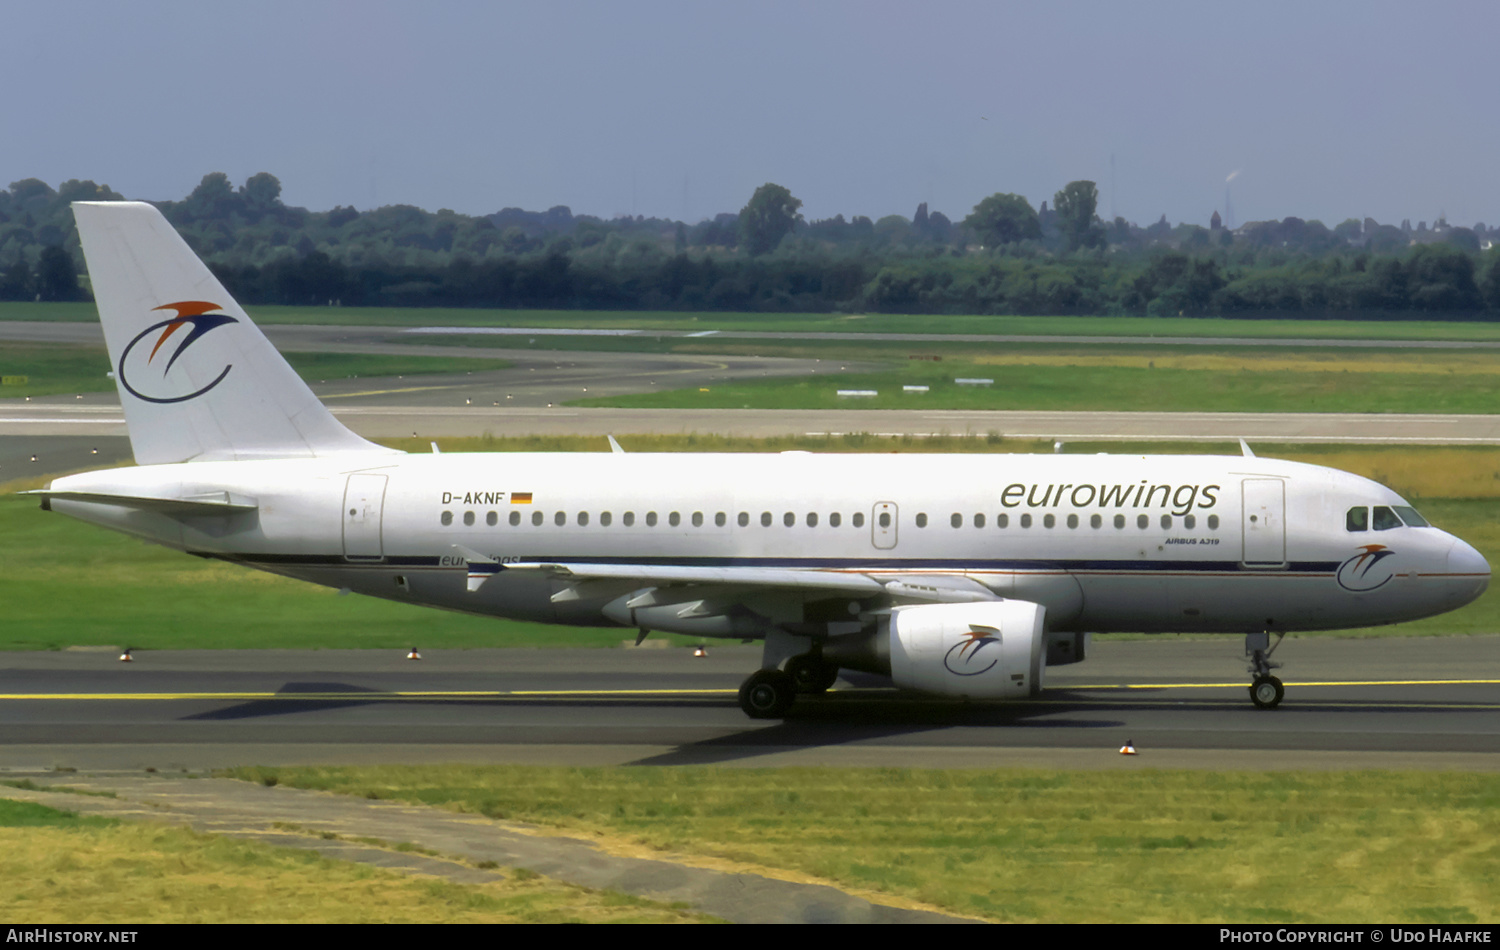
[72,201,395,465]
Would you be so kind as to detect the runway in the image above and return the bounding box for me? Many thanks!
[3,637,1498,772]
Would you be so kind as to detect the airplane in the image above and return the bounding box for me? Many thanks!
[30,201,1491,718]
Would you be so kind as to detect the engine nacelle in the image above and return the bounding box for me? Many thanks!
[887,601,1047,699]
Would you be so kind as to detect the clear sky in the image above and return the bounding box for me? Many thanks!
[8,0,1496,230]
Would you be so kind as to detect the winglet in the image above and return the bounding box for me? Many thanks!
[607,435,625,454]
[1239,439,1256,458]
[451,544,501,593]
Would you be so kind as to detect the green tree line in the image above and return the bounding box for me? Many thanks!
[4,173,1499,319]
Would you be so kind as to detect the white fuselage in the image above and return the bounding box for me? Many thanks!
[47,450,1490,637]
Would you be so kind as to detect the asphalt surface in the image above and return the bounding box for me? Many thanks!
[3,638,1498,772]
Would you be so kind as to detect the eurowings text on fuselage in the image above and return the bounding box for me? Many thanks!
[35,202,1490,718]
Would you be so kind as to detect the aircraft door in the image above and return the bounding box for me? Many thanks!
[872,502,898,550]
[1241,478,1286,567]
[343,473,388,561]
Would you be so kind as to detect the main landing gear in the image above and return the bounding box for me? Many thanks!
[1246,631,1285,710]
[738,650,841,719]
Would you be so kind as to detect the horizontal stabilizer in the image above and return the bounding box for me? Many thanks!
[27,489,257,515]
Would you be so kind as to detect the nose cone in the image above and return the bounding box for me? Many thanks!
[1444,537,1490,608]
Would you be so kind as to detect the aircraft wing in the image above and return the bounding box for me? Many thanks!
[506,561,887,594]
[496,560,1002,605]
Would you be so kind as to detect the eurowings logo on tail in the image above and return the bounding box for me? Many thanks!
[117,301,239,404]
[1337,544,1398,592]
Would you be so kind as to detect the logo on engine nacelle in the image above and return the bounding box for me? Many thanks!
[943,626,1001,676]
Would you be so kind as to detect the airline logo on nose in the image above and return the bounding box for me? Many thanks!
[117,301,239,404]
[1337,544,1398,592]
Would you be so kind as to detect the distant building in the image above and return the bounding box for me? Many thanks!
[1210,210,1222,230]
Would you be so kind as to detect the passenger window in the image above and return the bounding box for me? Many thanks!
[600,512,612,526]
[554,511,565,526]
[854,512,865,528]
[830,512,841,527]
[1044,514,1056,528]
[878,513,890,529]
[998,514,1008,528]
[1090,514,1102,529]
[532,511,543,526]
[1184,514,1196,529]
[509,511,521,526]
[669,512,681,527]
[974,513,985,528]
[578,512,589,526]
[1020,514,1032,528]
[806,513,818,527]
[784,512,795,527]
[738,512,749,527]
[486,511,497,527]
[916,513,928,528]
[463,511,475,526]
[440,510,453,526]
[950,513,962,528]
[1373,506,1403,531]
[1161,515,1172,529]
[1207,514,1220,530]
[690,511,702,527]
[623,511,635,526]
[646,512,658,527]
[1114,514,1126,529]
[1137,514,1149,529]
[762,512,773,527]
[1346,507,1369,532]
[1067,514,1078,529]
[715,512,726,527]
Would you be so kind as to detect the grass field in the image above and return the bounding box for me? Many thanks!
[10,299,1500,341]
[224,764,1500,924]
[0,344,508,399]
[3,438,1498,651]
[573,344,1500,414]
[0,796,709,923]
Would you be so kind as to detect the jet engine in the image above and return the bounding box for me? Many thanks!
[884,601,1048,700]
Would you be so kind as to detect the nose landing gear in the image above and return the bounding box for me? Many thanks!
[1246,631,1285,709]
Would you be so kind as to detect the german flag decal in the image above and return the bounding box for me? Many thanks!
[510,492,533,504]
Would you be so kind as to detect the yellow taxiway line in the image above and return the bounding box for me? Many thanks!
[2,679,1499,702]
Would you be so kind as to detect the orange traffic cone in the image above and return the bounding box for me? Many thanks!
[407,648,421,660]
[119,649,133,662]
[1119,739,1137,755]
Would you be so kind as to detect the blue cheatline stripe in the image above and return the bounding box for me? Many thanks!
[196,551,1340,575]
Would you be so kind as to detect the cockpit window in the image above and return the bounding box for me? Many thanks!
[1372,506,1403,530]
[1346,507,1368,532]
[1393,505,1430,528]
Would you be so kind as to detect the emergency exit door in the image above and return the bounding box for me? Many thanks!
[872,501,898,550]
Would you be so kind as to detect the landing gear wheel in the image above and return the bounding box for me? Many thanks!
[739,669,796,719]
[1249,675,1284,710]
[785,655,839,694]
